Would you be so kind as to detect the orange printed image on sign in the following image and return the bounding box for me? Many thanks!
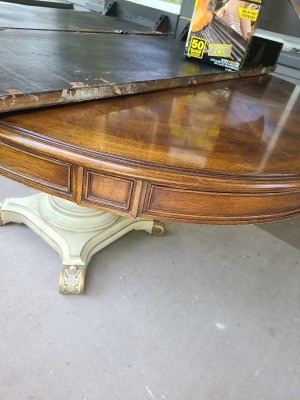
[191,0,213,31]
[191,0,255,42]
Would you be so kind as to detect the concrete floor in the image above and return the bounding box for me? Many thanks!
[0,175,299,400]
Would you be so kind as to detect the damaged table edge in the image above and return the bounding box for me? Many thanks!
[0,66,275,114]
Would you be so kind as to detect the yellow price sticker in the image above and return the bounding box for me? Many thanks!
[238,7,259,21]
[208,44,232,58]
[188,36,207,59]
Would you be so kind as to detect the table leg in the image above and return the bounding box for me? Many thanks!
[0,194,166,294]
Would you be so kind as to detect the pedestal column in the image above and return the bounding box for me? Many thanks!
[0,194,165,294]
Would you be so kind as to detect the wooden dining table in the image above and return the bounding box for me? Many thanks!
[0,74,299,294]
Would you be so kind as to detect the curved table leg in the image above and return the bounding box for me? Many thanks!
[0,193,166,294]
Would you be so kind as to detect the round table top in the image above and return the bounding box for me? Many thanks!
[0,75,299,224]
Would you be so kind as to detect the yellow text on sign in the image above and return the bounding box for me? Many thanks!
[238,8,259,21]
[188,36,207,59]
[208,44,232,58]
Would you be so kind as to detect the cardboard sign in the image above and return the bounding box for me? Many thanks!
[185,0,283,71]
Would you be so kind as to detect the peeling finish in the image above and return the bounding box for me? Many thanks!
[114,87,122,95]
[3,89,24,95]
[100,79,112,85]
[61,87,110,101]
[0,29,276,113]
[69,82,87,89]
[0,64,275,114]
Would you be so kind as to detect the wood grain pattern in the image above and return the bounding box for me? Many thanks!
[0,75,299,224]
[0,141,71,193]
[85,171,134,211]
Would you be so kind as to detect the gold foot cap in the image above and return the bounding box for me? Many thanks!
[59,265,86,294]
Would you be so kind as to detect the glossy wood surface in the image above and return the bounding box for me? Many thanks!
[0,75,299,224]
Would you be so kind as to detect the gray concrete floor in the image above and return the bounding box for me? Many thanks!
[0,175,299,400]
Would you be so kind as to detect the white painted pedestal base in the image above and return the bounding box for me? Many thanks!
[0,194,165,294]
